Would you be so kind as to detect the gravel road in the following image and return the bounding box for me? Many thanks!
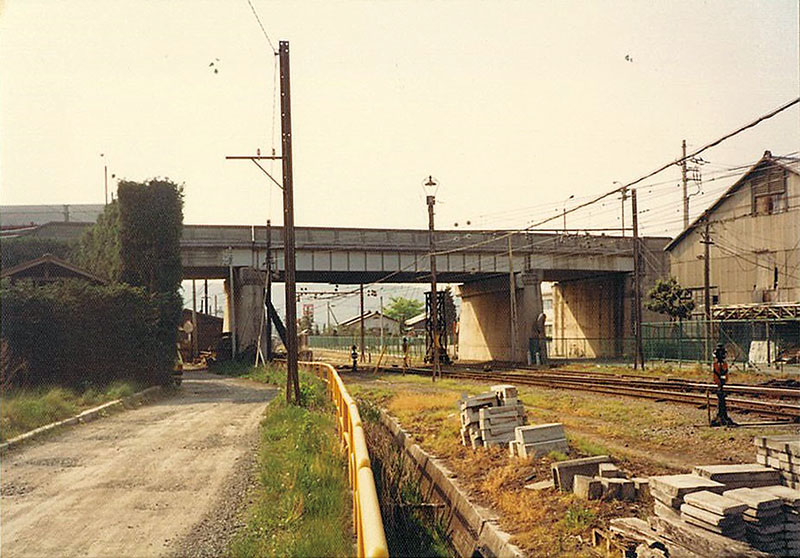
[1,371,276,558]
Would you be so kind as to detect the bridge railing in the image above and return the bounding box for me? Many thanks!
[276,359,389,558]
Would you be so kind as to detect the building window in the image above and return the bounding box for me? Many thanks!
[751,166,787,215]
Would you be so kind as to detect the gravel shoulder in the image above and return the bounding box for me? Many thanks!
[1,371,276,558]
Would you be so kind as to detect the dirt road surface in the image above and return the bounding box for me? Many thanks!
[1,371,276,558]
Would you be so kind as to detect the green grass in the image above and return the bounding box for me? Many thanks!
[567,435,612,457]
[0,381,138,442]
[229,366,354,558]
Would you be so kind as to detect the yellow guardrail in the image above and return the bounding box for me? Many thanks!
[279,360,389,558]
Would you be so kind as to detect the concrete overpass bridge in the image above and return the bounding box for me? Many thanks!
[28,222,671,362]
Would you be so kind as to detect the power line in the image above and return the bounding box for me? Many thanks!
[244,0,277,53]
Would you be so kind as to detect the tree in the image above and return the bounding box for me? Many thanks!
[74,201,122,281]
[645,277,695,321]
[384,296,424,326]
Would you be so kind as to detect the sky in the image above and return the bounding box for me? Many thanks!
[1,0,798,321]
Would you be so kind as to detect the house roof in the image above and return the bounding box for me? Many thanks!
[339,310,401,327]
[405,312,427,326]
[1,253,108,285]
[665,151,800,252]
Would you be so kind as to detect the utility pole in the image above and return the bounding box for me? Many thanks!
[508,235,518,363]
[631,189,644,370]
[279,40,300,405]
[227,247,236,361]
[380,295,384,351]
[620,187,628,237]
[203,279,209,315]
[360,283,365,362]
[682,139,689,230]
[266,219,273,362]
[425,176,440,381]
[702,219,712,361]
[191,279,198,360]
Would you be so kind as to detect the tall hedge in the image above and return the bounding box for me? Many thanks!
[73,201,122,281]
[1,280,162,388]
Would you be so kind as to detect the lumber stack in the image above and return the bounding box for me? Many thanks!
[680,490,747,539]
[723,487,785,555]
[459,385,525,448]
[754,435,800,490]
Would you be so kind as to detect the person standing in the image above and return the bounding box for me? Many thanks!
[401,336,409,373]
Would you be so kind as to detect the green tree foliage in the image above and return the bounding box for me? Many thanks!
[0,237,74,270]
[117,179,183,293]
[1,280,164,388]
[645,277,695,321]
[73,201,122,281]
[384,296,424,325]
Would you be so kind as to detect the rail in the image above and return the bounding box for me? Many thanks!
[292,360,389,558]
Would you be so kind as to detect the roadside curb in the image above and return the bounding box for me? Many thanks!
[0,385,170,454]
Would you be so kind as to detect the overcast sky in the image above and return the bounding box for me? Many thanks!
[2,0,798,239]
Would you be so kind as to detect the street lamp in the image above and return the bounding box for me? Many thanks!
[562,194,574,232]
[423,175,441,382]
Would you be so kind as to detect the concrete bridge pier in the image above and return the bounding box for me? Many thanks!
[223,267,266,355]
[457,272,544,363]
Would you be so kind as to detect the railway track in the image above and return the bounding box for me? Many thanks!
[376,365,800,420]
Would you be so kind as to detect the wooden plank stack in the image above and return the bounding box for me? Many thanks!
[459,385,525,449]
[754,434,800,490]
[723,487,785,555]
[680,490,747,539]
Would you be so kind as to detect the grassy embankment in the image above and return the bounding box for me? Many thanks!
[220,362,355,558]
[345,371,792,557]
[0,381,138,442]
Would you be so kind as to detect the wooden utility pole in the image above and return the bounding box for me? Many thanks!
[265,219,273,362]
[191,279,198,360]
[360,283,365,362]
[204,279,209,314]
[279,40,300,404]
[702,219,712,361]
[228,248,236,360]
[620,187,627,237]
[426,183,440,381]
[508,235,518,363]
[631,189,644,369]
[682,140,689,230]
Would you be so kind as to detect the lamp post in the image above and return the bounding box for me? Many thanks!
[562,194,574,232]
[423,175,440,382]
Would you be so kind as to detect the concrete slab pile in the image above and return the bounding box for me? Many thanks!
[509,423,568,458]
[680,491,747,539]
[459,385,525,448]
[693,463,781,489]
[761,485,800,555]
[724,487,784,555]
[754,434,800,490]
[649,474,726,518]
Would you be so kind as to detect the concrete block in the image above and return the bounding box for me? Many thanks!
[684,490,749,516]
[694,463,781,486]
[519,438,568,458]
[680,503,745,529]
[602,478,635,501]
[515,423,565,445]
[598,463,625,479]
[551,455,612,492]
[462,393,498,409]
[650,487,682,509]
[479,406,523,420]
[632,477,649,499]
[648,474,725,498]
[723,487,782,511]
[573,475,602,500]
[758,485,800,507]
[508,440,519,457]
[525,479,554,491]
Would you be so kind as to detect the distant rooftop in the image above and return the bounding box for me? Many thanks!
[0,204,105,230]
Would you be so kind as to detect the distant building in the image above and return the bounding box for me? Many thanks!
[665,151,800,308]
[0,204,105,233]
[339,310,403,336]
[404,312,426,334]
[179,309,223,361]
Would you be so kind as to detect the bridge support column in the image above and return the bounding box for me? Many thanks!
[224,267,266,356]
[551,275,625,359]
[457,272,544,363]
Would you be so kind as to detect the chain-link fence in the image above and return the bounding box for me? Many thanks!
[308,335,429,360]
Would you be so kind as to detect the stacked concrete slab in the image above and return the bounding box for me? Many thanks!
[694,463,782,489]
[459,385,525,448]
[761,484,800,556]
[754,434,800,490]
[724,487,785,555]
[649,474,726,520]
[509,423,567,458]
[680,490,747,539]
